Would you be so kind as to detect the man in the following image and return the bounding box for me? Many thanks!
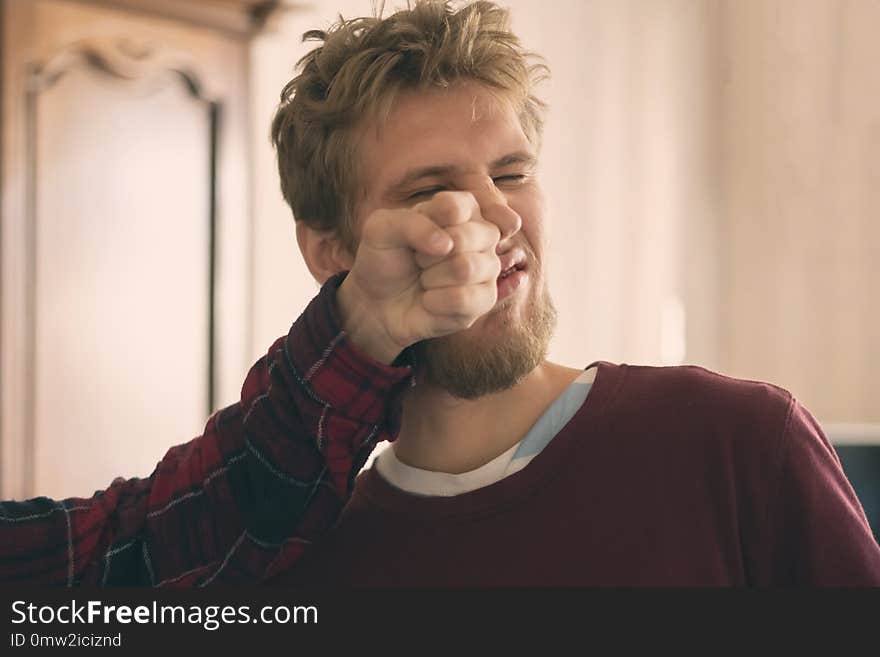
[2,0,879,586]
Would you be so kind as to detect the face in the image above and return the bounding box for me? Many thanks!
[353,81,556,398]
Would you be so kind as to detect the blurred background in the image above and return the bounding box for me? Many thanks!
[1,0,877,537]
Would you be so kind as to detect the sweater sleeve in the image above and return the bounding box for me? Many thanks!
[762,397,880,585]
[0,271,414,586]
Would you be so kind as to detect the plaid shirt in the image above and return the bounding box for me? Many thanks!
[0,272,415,586]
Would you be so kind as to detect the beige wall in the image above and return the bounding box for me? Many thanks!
[720,0,880,423]
[250,0,879,425]
[509,0,722,374]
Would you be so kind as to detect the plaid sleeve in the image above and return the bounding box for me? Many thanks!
[0,272,414,585]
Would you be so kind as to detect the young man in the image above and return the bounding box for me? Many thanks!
[2,0,879,586]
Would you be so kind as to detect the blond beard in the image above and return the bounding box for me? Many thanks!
[411,280,557,400]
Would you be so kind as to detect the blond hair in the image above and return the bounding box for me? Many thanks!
[270,0,549,249]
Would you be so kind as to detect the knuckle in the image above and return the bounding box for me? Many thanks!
[442,191,476,220]
[447,225,468,252]
[432,190,458,207]
[426,191,458,217]
[447,286,470,311]
[486,282,499,305]
[484,220,502,241]
[458,190,478,210]
[451,254,475,280]
[440,225,460,249]
[412,199,432,216]
[488,254,502,276]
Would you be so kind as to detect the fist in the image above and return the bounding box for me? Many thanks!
[337,191,502,363]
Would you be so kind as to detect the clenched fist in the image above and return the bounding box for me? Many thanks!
[336,191,503,364]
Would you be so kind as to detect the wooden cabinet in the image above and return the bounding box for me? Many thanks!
[1,0,278,499]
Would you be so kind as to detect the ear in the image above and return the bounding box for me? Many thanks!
[295,221,355,285]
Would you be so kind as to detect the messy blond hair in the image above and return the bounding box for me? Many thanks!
[270,0,549,250]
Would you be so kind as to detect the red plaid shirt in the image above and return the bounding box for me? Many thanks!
[0,273,414,585]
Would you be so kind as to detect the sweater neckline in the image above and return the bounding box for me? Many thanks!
[373,368,596,497]
[356,360,626,520]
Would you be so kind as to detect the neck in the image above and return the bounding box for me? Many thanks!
[392,360,584,474]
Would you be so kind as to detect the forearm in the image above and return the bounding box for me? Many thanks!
[0,273,414,585]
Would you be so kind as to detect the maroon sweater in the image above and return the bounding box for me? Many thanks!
[277,361,880,587]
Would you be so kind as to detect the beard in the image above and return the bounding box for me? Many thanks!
[411,276,557,400]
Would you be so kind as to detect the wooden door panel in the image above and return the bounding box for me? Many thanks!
[34,63,211,497]
[2,0,254,499]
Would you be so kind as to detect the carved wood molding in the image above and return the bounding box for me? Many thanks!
[67,0,288,38]
[26,37,213,101]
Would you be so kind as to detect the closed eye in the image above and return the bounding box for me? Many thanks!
[407,175,528,200]
[407,186,446,200]
[493,174,529,187]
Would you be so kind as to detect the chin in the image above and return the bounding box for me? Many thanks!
[412,282,558,400]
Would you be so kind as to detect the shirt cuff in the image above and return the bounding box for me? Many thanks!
[284,271,415,433]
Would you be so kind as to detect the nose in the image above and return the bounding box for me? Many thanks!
[471,176,522,245]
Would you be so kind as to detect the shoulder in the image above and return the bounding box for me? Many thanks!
[601,362,796,449]
[615,362,792,414]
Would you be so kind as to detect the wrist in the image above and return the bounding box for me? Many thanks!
[336,277,404,365]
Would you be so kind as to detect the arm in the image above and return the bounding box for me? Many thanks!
[761,397,880,585]
[0,272,414,586]
[1,190,502,586]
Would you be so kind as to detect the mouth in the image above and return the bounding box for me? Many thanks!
[495,251,528,302]
[497,262,525,281]
[496,250,528,282]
